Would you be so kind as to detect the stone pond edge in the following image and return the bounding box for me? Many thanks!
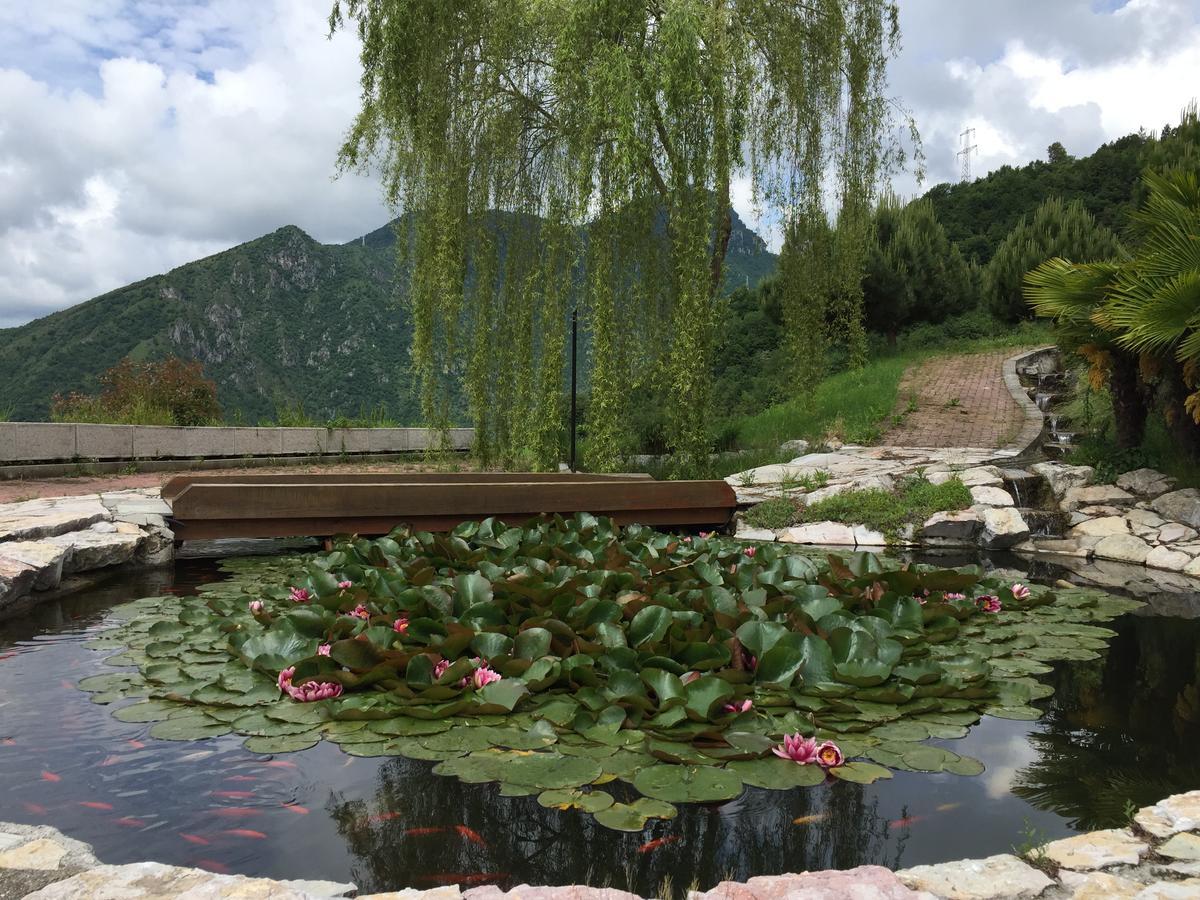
[5,789,1200,898]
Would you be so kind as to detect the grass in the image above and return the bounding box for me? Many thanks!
[799,475,971,540]
[743,497,802,530]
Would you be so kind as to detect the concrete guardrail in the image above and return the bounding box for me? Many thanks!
[0,423,473,465]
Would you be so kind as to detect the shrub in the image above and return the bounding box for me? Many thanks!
[52,357,221,426]
[801,475,971,540]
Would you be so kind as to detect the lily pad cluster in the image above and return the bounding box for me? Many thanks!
[81,514,1141,831]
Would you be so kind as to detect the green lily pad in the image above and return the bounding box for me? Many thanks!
[633,764,743,802]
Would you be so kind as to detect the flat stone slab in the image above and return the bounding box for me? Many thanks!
[688,867,936,900]
[0,541,68,590]
[0,504,110,543]
[44,529,144,575]
[970,485,1015,507]
[1158,833,1200,861]
[467,887,643,900]
[361,890,461,900]
[896,854,1054,899]
[24,862,326,899]
[1058,870,1144,899]
[778,522,856,546]
[1042,828,1147,870]
[1135,791,1200,838]
[0,838,67,871]
[1133,880,1200,899]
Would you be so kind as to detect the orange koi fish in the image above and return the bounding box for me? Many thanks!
[212,807,259,818]
[404,826,446,837]
[638,836,681,854]
[195,859,230,874]
[793,813,828,825]
[115,817,147,827]
[40,771,61,782]
[281,803,309,815]
[263,760,297,769]
[179,833,210,846]
[79,801,114,811]
[211,790,255,800]
[127,740,146,750]
[100,755,125,767]
[225,775,257,783]
[455,825,488,847]
[935,802,961,813]
[223,829,268,839]
[2,738,16,746]
[367,811,404,824]
[888,815,924,829]
[21,802,48,815]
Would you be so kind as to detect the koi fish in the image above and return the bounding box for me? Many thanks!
[455,825,487,847]
[179,833,210,846]
[61,680,74,690]
[404,826,446,837]
[888,815,924,829]
[79,801,114,811]
[212,807,259,818]
[792,813,828,825]
[223,829,267,839]
[263,760,297,769]
[417,874,504,885]
[225,775,257,783]
[100,755,124,767]
[0,653,17,662]
[127,740,146,750]
[211,790,255,800]
[195,859,230,874]
[179,751,215,763]
[115,817,147,828]
[21,802,48,815]
[935,802,961,813]
[41,770,61,782]
[281,803,309,815]
[2,738,16,746]
[367,811,404,824]
[638,836,681,854]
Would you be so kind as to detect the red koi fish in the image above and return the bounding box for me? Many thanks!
[455,825,488,847]
[0,653,17,662]
[793,813,828,825]
[195,859,230,874]
[179,833,210,846]
[281,803,309,815]
[210,790,255,800]
[212,807,259,818]
[888,815,924,829]
[40,771,61,782]
[223,829,267,840]
[637,836,681,854]
[115,817,147,828]
[404,826,446,837]
[366,811,403,825]
[417,874,504,885]
[21,802,48,815]
[79,801,114,811]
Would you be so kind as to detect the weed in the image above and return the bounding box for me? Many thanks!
[800,474,971,542]
[1012,819,1051,870]
[944,397,961,408]
[742,497,801,530]
[1123,798,1139,824]
[736,469,758,488]
[905,394,919,414]
[119,462,139,475]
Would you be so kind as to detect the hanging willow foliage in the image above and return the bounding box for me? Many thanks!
[331,0,916,472]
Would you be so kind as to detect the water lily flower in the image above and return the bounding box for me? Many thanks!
[277,666,296,692]
[472,667,502,689]
[977,595,1002,613]
[815,740,844,768]
[317,644,331,656]
[945,592,966,601]
[723,699,753,714]
[289,587,311,604]
[433,659,451,680]
[338,580,353,590]
[248,600,264,613]
[1011,583,1031,600]
[743,546,757,558]
[393,616,409,634]
[286,679,343,702]
[772,733,820,764]
[349,605,370,620]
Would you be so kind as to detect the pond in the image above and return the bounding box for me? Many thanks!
[1,552,1198,897]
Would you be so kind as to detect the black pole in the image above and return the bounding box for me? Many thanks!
[569,306,578,472]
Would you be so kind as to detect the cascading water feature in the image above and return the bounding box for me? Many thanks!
[1002,468,1069,537]
[1018,356,1075,459]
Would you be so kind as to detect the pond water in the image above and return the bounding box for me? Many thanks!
[1,558,1198,896]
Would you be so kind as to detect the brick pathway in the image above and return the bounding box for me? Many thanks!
[881,349,1030,449]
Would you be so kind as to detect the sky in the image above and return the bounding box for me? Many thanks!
[1,0,1198,328]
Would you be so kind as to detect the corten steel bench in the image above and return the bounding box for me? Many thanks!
[165,473,736,541]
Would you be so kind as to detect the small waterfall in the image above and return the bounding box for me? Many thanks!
[1035,393,1052,411]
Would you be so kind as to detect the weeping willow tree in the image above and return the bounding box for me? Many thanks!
[330,0,915,473]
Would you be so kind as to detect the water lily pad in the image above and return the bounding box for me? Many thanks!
[148,717,232,741]
[593,798,678,831]
[633,764,743,802]
[244,733,320,753]
[505,754,604,789]
[537,789,615,812]
[829,761,893,784]
[726,757,827,789]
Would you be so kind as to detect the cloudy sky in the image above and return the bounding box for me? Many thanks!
[1,0,1197,328]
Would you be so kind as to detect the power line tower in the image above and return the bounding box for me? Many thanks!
[957,127,977,182]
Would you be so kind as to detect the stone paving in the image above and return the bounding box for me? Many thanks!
[6,789,1200,898]
[882,349,1031,450]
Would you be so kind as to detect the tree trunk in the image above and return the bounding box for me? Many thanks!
[1162,361,1200,459]
[1108,350,1147,450]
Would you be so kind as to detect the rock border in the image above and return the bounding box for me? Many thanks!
[1001,345,1058,455]
[7,790,1200,898]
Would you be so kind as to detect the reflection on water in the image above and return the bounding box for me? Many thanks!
[0,559,1198,894]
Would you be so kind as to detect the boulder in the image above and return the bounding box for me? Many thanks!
[919,510,982,543]
[1093,533,1152,565]
[1134,791,1200,838]
[23,862,332,899]
[896,854,1054,900]
[689,867,934,900]
[1152,489,1200,528]
[1057,871,1143,899]
[1042,828,1148,870]
[778,439,809,455]
[45,530,145,575]
[1067,516,1131,538]
[735,523,777,542]
[778,522,856,546]
[969,485,1015,507]
[0,541,68,590]
[1116,467,1177,498]
[0,557,38,614]
[1030,461,1094,498]
[852,525,889,547]
[1145,546,1193,572]
[1159,523,1200,544]
[979,507,1030,549]
[1061,484,1135,512]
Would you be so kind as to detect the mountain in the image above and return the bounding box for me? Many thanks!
[0,210,777,423]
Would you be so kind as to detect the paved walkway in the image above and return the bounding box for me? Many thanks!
[882,348,1030,449]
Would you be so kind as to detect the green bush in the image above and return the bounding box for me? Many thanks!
[742,497,801,530]
[51,357,221,426]
[801,475,971,540]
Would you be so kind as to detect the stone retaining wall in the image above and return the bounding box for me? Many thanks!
[0,423,474,465]
[6,789,1199,898]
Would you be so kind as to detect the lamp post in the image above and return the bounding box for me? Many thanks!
[569,306,578,472]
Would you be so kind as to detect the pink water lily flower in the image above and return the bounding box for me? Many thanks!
[317,644,331,656]
[1010,583,1031,600]
[773,733,820,764]
[248,600,264,613]
[349,605,370,620]
[472,667,502,689]
[723,699,753,714]
[682,536,693,544]
[393,616,409,634]
[289,587,311,604]
[276,666,342,701]
[977,595,1002,613]
[433,659,451,680]
[815,740,844,768]
[743,546,757,558]
[338,580,353,590]
[277,666,296,692]
[944,592,966,601]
